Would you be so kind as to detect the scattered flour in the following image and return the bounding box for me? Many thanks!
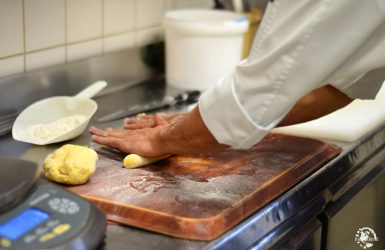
[28,114,87,141]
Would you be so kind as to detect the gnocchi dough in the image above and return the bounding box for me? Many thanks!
[43,144,98,185]
[123,154,169,168]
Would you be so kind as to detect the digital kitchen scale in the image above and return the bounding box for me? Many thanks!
[0,157,106,250]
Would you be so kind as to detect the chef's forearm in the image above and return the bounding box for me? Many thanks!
[158,106,228,154]
[279,85,353,126]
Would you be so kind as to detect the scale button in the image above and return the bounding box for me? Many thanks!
[35,227,49,235]
[24,234,37,243]
[53,224,71,235]
[0,238,11,248]
[48,198,80,214]
[39,233,55,242]
[59,207,67,214]
[67,204,80,214]
[47,220,60,228]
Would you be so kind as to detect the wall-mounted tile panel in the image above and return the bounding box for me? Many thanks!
[104,0,135,35]
[165,0,176,10]
[104,32,136,53]
[0,0,214,79]
[0,0,23,58]
[137,0,165,28]
[137,26,164,46]
[67,39,103,62]
[0,56,24,78]
[67,0,102,43]
[25,0,65,52]
[175,0,212,9]
[25,47,65,71]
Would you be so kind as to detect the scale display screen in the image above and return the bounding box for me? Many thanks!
[0,208,49,240]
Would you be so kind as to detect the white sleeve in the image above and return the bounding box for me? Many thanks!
[199,0,385,149]
[332,68,385,100]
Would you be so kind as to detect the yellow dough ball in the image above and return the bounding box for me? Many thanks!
[43,144,98,185]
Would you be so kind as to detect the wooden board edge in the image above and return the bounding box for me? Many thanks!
[76,143,341,240]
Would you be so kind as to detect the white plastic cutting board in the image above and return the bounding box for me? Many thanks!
[272,81,385,142]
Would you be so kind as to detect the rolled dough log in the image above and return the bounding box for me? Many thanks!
[123,154,169,168]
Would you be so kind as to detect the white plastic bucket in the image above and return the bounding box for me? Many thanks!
[164,9,248,91]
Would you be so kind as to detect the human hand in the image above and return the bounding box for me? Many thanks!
[90,107,227,157]
[90,113,185,156]
[123,113,185,130]
[89,125,168,157]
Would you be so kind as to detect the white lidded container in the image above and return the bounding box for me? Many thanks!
[164,9,249,91]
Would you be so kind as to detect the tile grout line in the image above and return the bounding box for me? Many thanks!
[0,24,162,62]
[101,0,105,54]
[64,0,68,63]
[134,0,138,46]
[22,0,26,72]
[1,0,166,65]
[0,54,26,61]
[102,28,139,38]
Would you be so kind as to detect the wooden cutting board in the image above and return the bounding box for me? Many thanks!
[67,134,340,240]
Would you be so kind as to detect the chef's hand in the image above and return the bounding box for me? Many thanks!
[90,107,228,157]
[90,125,169,157]
[123,113,185,130]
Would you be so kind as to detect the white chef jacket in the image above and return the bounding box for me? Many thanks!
[198,0,385,149]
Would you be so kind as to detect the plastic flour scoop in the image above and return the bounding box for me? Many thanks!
[12,80,107,145]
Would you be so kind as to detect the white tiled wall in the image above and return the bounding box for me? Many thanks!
[25,47,66,71]
[66,0,103,43]
[0,1,23,58]
[137,0,166,28]
[0,57,24,76]
[104,0,135,35]
[25,0,65,51]
[0,0,212,78]
[67,40,103,62]
[103,32,135,53]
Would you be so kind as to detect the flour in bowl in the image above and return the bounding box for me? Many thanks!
[28,114,87,141]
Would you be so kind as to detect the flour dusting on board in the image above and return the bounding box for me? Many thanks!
[28,114,87,141]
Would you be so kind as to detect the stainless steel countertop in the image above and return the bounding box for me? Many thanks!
[1,46,385,249]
